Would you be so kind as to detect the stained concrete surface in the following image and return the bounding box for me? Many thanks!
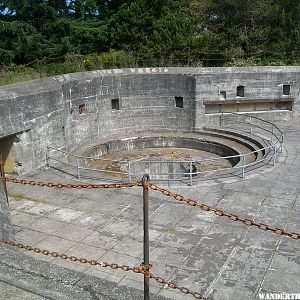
[0,181,13,240]
[1,119,300,299]
[0,67,298,174]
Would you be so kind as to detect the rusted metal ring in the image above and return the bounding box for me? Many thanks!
[141,174,150,188]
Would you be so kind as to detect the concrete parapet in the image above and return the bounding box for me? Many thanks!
[0,67,299,173]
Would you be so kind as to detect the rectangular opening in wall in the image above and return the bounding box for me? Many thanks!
[204,98,293,115]
[175,96,183,108]
[238,103,256,112]
[79,104,85,114]
[221,103,238,113]
[220,91,226,100]
[270,101,292,111]
[236,85,245,97]
[0,135,17,174]
[255,102,271,111]
[205,104,221,114]
[111,98,120,110]
[283,84,290,96]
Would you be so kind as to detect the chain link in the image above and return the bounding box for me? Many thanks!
[2,175,299,240]
[148,273,212,300]
[0,176,140,189]
[2,175,298,297]
[0,237,210,300]
[148,183,300,240]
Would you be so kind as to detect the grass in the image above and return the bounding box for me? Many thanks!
[0,68,41,86]
[0,51,139,86]
[8,192,43,203]
[1,51,298,87]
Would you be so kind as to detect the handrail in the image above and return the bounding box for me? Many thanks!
[229,112,283,135]
[46,113,283,183]
[226,112,284,143]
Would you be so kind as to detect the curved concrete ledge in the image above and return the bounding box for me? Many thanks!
[54,129,272,182]
[0,67,298,174]
[82,136,240,165]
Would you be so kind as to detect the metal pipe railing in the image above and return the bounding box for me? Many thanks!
[46,113,283,183]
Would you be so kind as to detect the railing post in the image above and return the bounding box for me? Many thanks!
[271,125,274,143]
[220,112,224,127]
[76,157,81,179]
[242,155,246,179]
[128,161,131,182]
[249,117,253,134]
[273,146,276,166]
[142,174,150,300]
[189,161,193,186]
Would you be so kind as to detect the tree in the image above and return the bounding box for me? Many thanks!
[0,0,299,66]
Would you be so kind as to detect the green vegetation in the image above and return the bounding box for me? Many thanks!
[0,0,299,85]
[8,191,41,203]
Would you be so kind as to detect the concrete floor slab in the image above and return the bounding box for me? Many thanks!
[1,119,300,299]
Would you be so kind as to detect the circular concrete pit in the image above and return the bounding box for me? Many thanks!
[72,131,262,181]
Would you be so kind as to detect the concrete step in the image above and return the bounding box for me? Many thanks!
[202,127,264,164]
[202,126,277,173]
[48,128,278,183]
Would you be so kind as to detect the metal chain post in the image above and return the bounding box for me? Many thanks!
[142,174,150,300]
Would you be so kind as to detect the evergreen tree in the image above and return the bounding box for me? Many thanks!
[0,0,299,66]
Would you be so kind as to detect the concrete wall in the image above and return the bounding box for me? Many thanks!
[0,182,13,239]
[0,66,299,173]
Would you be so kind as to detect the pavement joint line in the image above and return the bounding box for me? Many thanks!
[178,220,216,264]
[252,237,282,300]
[100,203,136,230]
[252,194,299,299]
[204,215,255,298]
[205,244,240,298]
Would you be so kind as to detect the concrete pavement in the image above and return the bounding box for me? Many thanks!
[1,119,300,300]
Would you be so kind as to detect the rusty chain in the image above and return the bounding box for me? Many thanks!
[0,237,210,300]
[147,183,300,240]
[1,176,299,240]
[1,175,298,297]
[0,176,140,189]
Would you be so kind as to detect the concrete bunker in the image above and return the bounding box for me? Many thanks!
[0,66,297,176]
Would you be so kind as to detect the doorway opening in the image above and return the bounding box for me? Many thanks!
[0,135,17,174]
